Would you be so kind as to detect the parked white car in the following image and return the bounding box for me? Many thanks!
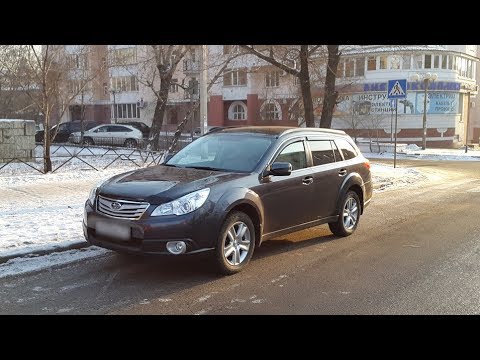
[69,124,143,148]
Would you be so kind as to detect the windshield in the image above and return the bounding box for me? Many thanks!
[166,133,275,173]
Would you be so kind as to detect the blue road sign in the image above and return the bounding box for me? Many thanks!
[387,79,407,99]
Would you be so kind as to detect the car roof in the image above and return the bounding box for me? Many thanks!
[213,126,347,137]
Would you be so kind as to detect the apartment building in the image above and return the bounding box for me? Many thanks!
[64,45,479,147]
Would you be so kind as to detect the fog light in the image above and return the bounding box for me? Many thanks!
[166,241,186,255]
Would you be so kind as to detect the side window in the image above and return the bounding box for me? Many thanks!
[335,138,358,161]
[332,140,342,161]
[275,141,307,171]
[58,123,67,131]
[96,126,108,133]
[308,140,335,166]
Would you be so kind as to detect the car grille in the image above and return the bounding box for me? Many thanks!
[97,195,150,220]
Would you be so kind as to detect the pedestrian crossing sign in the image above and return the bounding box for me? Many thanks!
[387,79,407,99]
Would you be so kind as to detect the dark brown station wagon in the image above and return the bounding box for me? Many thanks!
[83,126,372,275]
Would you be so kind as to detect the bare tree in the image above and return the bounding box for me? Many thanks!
[0,45,100,173]
[319,45,341,129]
[240,45,322,127]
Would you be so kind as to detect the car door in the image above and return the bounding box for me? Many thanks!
[92,125,110,145]
[254,138,316,235]
[306,138,345,219]
[110,125,131,146]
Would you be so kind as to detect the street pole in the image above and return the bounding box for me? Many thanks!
[394,99,398,169]
[466,91,471,153]
[390,100,393,144]
[199,45,208,135]
[422,79,428,150]
[111,90,118,124]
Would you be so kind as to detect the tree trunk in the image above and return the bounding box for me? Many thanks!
[299,45,315,127]
[149,72,173,151]
[43,115,52,173]
[320,45,340,129]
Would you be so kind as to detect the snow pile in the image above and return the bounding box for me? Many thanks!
[371,163,427,192]
[0,247,109,279]
[404,144,421,151]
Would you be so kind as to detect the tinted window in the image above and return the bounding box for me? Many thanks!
[335,138,357,160]
[332,140,342,161]
[308,140,335,166]
[110,126,132,132]
[70,123,81,131]
[96,126,109,133]
[58,123,68,131]
[275,141,307,171]
[167,133,274,173]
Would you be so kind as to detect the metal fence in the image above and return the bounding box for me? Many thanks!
[0,134,196,175]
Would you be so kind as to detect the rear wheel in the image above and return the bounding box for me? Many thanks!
[124,139,137,148]
[213,211,255,275]
[329,190,361,237]
[83,137,94,146]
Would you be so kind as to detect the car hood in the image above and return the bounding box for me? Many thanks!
[99,165,246,203]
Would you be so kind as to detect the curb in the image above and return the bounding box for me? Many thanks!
[0,241,90,265]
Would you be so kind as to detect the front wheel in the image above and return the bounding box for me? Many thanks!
[213,211,255,275]
[83,137,94,146]
[329,191,361,237]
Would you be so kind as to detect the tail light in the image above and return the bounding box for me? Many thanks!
[363,159,371,170]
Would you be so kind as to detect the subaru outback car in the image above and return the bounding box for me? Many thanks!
[83,126,372,275]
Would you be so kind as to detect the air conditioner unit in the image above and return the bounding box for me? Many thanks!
[137,98,146,108]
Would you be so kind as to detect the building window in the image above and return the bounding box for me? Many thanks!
[441,55,448,69]
[447,55,453,70]
[265,71,280,87]
[401,55,411,69]
[228,101,247,120]
[103,82,108,95]
[68,79,87,94]
[355,58,365,76]
[261,100,281,121]
[109,47,137,66]
[467,60,473,78]
[424,54,432,69]
[379,56,387,69]
[67,53,88,69]
[110,76,139,92]
[413,55,423,69]
[433,55,440,68]
[223,69,247,86]
[170,78,178,93]
[112,103,140,119]
[345,59,354,77]
[367,56,376,71]
[389,55,400,70]
[293,76,300,86]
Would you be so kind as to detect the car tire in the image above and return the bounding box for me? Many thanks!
[329,190,361,237]
[213,211,255,276]
[83,137,94,146]
[124,139,137,148]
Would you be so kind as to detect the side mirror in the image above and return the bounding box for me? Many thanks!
[267,162,292,176]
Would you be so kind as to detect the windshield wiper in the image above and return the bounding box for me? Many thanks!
[186,166,223,171]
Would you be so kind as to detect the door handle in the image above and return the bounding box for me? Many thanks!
[338,169,347,176]
[302,176,314,185]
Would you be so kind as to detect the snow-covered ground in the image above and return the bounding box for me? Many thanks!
[0,145,471,279]
[364,144,480,162]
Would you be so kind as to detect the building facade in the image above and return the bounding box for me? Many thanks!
[63,45,480,147]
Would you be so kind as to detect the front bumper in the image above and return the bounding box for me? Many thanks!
[83,201,217,255]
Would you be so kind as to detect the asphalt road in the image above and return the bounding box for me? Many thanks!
[1,159,480,315]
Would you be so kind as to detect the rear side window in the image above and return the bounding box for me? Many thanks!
[335,138,358,160]
[308,140,335,166]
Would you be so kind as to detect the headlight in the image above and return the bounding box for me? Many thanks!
[87,178,109,206]
[151,188,210,216]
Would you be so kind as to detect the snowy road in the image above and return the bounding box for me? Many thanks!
[1,159,479,314]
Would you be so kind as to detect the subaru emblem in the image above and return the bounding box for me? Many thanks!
[111,202,122,210]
